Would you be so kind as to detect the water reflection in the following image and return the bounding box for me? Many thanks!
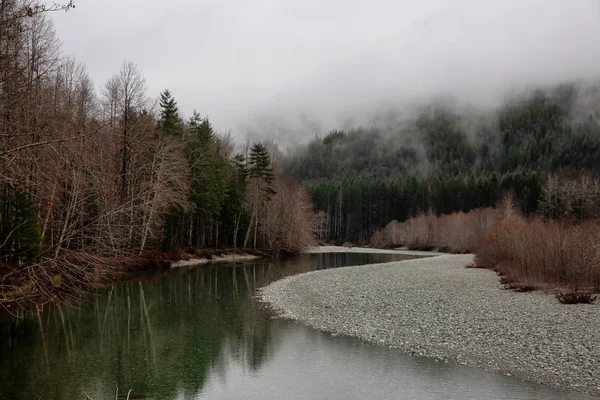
[0,253,415,399]
[199,320,597,400]
[0,253,595,400]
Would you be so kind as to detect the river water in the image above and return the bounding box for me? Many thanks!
[0,253,596,400]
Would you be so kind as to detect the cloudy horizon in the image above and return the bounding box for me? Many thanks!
[52,0,600,144]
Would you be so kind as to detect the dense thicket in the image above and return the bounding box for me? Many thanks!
[371,208,503,253]
[0,2,314,308]
[476,214,600,293]
[288,84,600,242]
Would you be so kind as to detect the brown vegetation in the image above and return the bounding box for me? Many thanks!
[372,185,600,303]
[253,176,316,254]
[371,208,503,253]
[0,251,173,314]
[0,2,316,311]
[0,3,191,260]
[556,291,597,304]
[475,214,600,302]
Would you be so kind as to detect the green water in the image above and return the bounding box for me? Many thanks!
[0,253,413,399]
[0,253,596,400]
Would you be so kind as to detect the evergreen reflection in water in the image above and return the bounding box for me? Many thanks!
[0,253,416,400]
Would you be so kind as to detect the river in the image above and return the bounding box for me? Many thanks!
[0,252,596,399]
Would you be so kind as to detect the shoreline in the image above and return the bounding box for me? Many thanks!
[171,253,259,268]
[306,245,449,257]
[1,249,263,313]
[260,254,600,397]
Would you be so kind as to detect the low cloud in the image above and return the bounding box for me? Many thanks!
[53,0,600,143]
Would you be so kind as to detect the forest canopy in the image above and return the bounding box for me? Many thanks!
[284,83,600,242]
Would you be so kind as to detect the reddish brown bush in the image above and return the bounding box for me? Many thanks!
[371,208,503,253]
[475,215,600,293]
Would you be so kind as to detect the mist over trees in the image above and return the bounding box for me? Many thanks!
[286,84,600,242]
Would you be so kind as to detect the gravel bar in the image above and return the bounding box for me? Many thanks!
[306,245,449,256]
[260,254,600,397]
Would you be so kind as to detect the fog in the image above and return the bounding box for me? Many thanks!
[53,0,600,144]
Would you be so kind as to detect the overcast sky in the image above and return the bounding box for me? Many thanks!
[52,0,600,143]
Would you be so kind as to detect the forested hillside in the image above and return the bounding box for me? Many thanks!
[285,84,600,242]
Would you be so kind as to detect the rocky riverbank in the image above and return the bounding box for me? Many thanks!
[260,254,600,397]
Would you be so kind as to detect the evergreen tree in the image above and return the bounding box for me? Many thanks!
[185,114,229,248]
[248,143,275,200]
[222,154,250,248]
[158,89,182,136]
[0,187,42,267]
[188,111,215,145]
[244,143,276,248]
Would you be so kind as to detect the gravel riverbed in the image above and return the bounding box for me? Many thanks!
[260,254,600,397]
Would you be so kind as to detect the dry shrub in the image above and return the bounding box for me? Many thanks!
[372,208,502,253]
[0,251,174,313]
[260,177,316,255]
[370,229,388,248]
[505,283,536,292]
[475,215,600,293]
[556,291,597,304]
[1,251,122,312]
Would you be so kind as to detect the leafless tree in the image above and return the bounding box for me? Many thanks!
[540,174,600,221]
[103,61,149,201]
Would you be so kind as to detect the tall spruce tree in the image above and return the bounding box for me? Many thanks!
[157,90,183,250]
[248,143,275,199]
[244,143,276,248]
[158,89,182,136]
[185,113,229,248]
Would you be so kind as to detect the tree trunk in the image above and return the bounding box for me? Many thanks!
[233,211,241,249]
[243,211,253,248]
[253,207,259,249]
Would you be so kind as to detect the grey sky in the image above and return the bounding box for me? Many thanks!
[53,0,600,143]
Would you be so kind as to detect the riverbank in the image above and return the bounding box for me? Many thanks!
[306,245,448,257]
[260,254,600,397]
[171,253,259,267]
[0,248,265,314]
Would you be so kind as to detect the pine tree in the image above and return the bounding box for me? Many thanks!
[185,114,229,248]
[189,111,215,145]
[243,143,277,248]
[158,89,182,136]
[248,143,276,199]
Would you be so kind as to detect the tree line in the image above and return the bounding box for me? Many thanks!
[307,170,543,242]
[0,1,314,281]
[287,84,600,242]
